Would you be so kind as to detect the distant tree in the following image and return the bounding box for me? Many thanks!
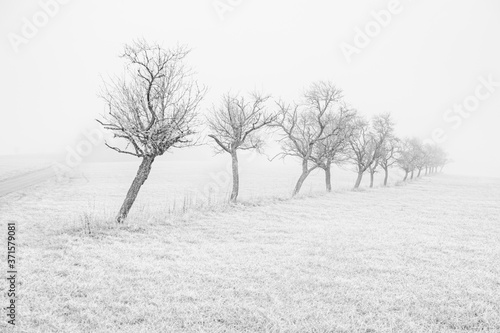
[98,40,206,223]
[396,137,420,181]
[426,144,448,173]
[367,158,380,188]
[273,81,344,196]
[407,138,423,179]
[415,143,431,177]
[348,113,394,188]
[309,103,357,192]
[438,148,450,172]
[207,92,273,202]
[379,136,399,186]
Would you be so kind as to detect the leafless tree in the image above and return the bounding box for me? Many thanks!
[378,136,400,186]
[98,40,206,223]
[207,92,273,202]
[348,113,394,188]
[415,142,431,177]
[396,137,421,181]
[309,103,357,191]
[273,81,343,196]
[426,144,449,173]
[367,158,380,188]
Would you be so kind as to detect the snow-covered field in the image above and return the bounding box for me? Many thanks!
[0,160,499,332]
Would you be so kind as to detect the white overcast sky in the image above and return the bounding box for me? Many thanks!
[1,0,499,177]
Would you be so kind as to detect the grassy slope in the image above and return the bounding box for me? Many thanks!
[1,175,500,332]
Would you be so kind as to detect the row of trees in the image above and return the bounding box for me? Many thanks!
[99,41,448,223]
[207,82,448,200]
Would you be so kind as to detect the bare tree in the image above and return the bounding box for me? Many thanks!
[98,40,206,223]
[367,158,380,188]
[396,137,420,181]
[207,92,273,202]
[348,113,394,188]
[273,81,343,196]
[437,148,450,172]
[415,142,431,177]
[426,144,449,173]
[309,103,356,192]
[379,136,399,186]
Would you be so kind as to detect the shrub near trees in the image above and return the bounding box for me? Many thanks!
[99,42,449,222]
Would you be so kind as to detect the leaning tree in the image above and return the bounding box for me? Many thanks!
[207,92,273,202]
[98,40,206,223]
[273,81,344,196]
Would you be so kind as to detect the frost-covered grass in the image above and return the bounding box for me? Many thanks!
[1,168,499,332]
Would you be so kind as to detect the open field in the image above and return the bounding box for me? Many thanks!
[0,161,499,332]
[0,155,54,182]
[0,153,408,217]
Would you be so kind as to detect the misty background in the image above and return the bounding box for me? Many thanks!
[1,0,499,177]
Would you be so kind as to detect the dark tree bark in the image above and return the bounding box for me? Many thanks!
[207,92,272,203]
[369,170,375,188]
[116,156,155,223]
[324,162,332,192]
[354,169,364,189]
[403,171,409,181]
[417,168,422,177]
[411,170,414,179]
[99,42,206,223]
[230,151,239,202]
[293,173,308,196]
[293,159,315,196]
[383,167,389,186]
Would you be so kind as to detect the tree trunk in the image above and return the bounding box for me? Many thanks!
[354,169,364,189]
[403,171,409,181]
[383,167,389,186]
[116,155,155,223]
[230,151,239,202]
[293,159,313,196]
[324,164,332,192]
[417,168,422,177]
[411,170,414,179]
[369,170,374,188]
